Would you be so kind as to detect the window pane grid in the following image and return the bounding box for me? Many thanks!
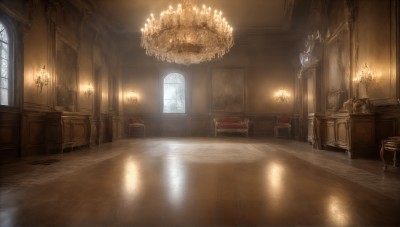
[0,77,8,89]
[0,88,8,105]
[163,73,185,113]
[0,35,7,43]
[1,49,9,60]
[0,21,10,106]
[1,60,8,78]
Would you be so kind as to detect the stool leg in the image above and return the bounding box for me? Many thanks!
[380,145,387,171]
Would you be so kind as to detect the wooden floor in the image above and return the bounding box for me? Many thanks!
[1,137,400,226]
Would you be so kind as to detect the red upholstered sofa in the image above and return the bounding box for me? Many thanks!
[213,117,249,137]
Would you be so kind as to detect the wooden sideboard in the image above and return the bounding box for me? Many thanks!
[308,113,323,149]
[309,113,376,159]
[45,112,91,153]
[0,111,20,163]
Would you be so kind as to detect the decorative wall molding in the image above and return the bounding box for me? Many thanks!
[0,2,30,25]
[21,111,46,156]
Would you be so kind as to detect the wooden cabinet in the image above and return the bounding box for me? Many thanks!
[323,119,335,146]
[336,117,349,148]
[348,114,376,158]
[307,113,323,149]
[323,116,349,149]
[21,111,47,156]
[45,112,91,153]
[319,113,376,159]
[0,111,20,163]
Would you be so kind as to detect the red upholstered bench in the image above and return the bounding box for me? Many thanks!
[214,117,249,137]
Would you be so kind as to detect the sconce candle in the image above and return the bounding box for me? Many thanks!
[126,91,138,103]
[34,65,50,92]
[275,89,290,103]
[355,63,376,93]
[84,83,94,97]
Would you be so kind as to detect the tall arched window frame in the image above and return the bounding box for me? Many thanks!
[163,73,185,113]
[0,20,13,106]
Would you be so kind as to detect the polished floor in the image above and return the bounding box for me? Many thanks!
[1,137,400,226]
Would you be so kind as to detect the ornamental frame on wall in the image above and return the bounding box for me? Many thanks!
[323,24,351,112]
[211,68,245,113]
[55,37,77,112]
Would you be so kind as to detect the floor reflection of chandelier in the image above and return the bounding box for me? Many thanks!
[140,0,234,65]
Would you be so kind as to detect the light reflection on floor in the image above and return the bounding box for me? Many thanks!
[123,157,141,201]
[265,162,284,203]
[327,195,349,226]
[165,152,185,208]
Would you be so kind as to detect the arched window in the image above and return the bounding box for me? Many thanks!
[0,21,10,106]
[163,73,185,113]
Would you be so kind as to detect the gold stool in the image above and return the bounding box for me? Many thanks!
[380,137,400,171]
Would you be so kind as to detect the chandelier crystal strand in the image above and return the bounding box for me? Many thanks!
[140,0,233,65]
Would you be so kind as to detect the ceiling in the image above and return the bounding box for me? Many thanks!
[91,0,303,34]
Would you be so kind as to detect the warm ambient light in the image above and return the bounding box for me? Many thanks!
[84,83,94,97]
[140,0,233,65]
[34,65,49,92]
[274,89,290,103]
[354,63,376,93]
[126,91,139,103]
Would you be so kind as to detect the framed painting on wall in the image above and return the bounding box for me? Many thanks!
[55,38,77,111]
[211,68,245,113]
[323,25,350,112]
[324,26,350,93]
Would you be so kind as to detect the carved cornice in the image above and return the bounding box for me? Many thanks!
[0,2,30,25]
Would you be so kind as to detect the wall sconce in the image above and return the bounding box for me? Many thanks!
[84,83,94,97]
[354,63,376,93]
[274,89,290,103]
[126,91,138,103]
[34,65,49,92]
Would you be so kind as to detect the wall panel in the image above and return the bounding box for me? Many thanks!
[21,111,46,156]
[0,111,20,162]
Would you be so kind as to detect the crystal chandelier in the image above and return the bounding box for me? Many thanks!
[140,0,234,65]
